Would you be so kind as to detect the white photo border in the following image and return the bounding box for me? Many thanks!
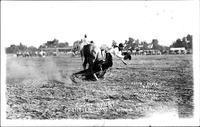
[1,0,200,126]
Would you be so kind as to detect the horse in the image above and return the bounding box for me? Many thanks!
[71,51,113,82]
[79,39,88,62]
[81,43,104,80]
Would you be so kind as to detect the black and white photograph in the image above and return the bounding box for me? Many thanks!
[1,0,200,126]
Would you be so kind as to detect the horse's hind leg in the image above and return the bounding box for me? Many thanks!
[74,69,88,75]
[88,58,98,81]
[71,69,89,83]
[90,66,98,81]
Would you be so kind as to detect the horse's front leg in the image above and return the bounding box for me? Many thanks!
[89,60,98,81]
[92,68,98,81]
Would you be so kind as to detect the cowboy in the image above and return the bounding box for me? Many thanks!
[82,34,88,44]
[108,42,127,65]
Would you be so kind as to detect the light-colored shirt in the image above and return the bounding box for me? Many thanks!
[90,44,104,61]
[82,37,89,44]
[109,47,124,59]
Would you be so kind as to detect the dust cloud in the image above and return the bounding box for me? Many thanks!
[6,57,70,83]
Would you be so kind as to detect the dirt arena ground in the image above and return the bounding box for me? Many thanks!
[6,54,193,119]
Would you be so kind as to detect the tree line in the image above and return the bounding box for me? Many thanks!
[6,34,192,54]
[122,38,169,52]
[121,34,192,53]
[38,39,69,49]
[170,34,192,49]
[6,39,69,54]
[6,43,38,54]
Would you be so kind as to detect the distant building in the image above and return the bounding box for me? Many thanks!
[57,46,73,53]
[40,46,73,56]
[170,47,186,54]
[143,49,161,55]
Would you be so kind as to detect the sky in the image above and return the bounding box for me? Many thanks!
[1,1,197,48]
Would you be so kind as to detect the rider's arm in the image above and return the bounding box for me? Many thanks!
[110,48,124,59]
[115,49,124,59]
[109,48,127,65]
